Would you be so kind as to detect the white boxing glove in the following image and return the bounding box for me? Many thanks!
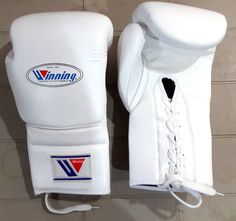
[118,2,227,208]
[6,12,113,213]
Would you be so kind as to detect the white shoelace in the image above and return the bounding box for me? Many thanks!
[165,103,203,208]
[165,106,182,178]
[168,185,202,208]
[45,193,100,214]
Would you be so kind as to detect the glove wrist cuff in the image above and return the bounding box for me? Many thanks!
[26,125,110,195]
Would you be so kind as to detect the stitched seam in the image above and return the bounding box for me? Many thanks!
[129,61,149,112]
[153,75,162,182]
[180,89,197,183]
[128,59,144,109]
[125,32,145,108]
[27,115,107,130]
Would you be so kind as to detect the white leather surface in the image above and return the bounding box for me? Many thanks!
[6,12,113,195]
[6,12,113,128]
[27,124,110,195]
[132,2,227,49]
[118,2,227,196]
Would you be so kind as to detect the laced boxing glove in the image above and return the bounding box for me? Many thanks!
[6,12,113,213]
[118,2,227,208]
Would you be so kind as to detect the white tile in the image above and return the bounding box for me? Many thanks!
[0,0,83,31]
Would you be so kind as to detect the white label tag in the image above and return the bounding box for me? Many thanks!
[51,154,91,181]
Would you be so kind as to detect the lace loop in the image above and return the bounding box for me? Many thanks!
[168,185,202,208]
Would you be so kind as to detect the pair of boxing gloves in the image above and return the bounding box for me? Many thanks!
[5,2,227,213]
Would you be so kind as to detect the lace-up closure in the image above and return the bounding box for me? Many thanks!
[161,78,182,179]
[165,106,182,178]
[161,78,203,208]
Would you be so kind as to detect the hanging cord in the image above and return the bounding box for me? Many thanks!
[45,193,100,214]
[168,185,202,208]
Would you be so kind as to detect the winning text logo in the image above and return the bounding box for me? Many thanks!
[26,63,83,87]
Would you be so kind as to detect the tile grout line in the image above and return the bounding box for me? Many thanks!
[213,134,236,138]
[0,31,9,35]
[0,191,236,202]
[177,201,181,221]
[0,139,26,143]
[82,211,86,221]
[1,134,236,144]
[0,193,235,203]
[0,84,11,88]
[2,80,236,88]
[82,0,85,11]
[110,194,173,199]
[212,80,236,85]
[227,27,236,31]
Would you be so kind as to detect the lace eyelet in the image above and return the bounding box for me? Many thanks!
[164,104,183,179]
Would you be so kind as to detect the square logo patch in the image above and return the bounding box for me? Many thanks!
[51,154,92,181]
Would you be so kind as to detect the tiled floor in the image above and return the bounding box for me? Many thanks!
[0,85,235,220]
[0,0,235,220]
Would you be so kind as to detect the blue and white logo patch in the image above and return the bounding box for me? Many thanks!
[51,154,91,181]
[26,63,83,87]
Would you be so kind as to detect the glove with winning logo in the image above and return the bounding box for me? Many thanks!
[6,12,113,214]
